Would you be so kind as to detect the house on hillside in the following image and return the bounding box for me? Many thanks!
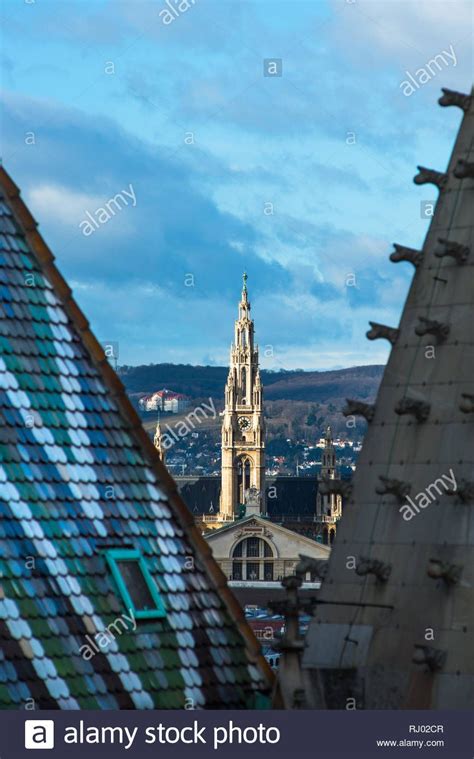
[139,389,190,413]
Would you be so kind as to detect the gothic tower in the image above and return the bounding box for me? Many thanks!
[219,274,265,519]
[316,426,342,543]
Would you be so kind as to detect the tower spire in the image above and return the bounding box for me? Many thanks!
[237,272,251,323]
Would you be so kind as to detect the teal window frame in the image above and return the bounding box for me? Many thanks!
[105,549,166,620]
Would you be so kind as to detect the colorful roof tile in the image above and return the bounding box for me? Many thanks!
[0,168,272,709]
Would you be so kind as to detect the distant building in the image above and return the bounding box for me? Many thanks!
[139,388,190,413]
[177,275,348,546]
[174,275,348,611]
[206,515,330,584]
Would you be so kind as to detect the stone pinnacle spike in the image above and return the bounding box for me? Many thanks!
[413,166,448,189]
[438,87,471,111]
[366,322,399,345]
[390,243,423,267]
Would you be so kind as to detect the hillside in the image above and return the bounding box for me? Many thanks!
[262,365,383,402]
[119,363,384,404]
[119,363,384,440]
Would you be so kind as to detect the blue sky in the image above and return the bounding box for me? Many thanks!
[1,0,472,369]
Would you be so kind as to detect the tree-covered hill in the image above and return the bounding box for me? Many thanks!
[118,362,384,404]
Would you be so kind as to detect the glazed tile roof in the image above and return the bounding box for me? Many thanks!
[0,168,272,709]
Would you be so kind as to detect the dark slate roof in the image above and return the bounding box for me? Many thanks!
[266,476,318,517]
[176,476,222,515]
[176,475,319,517]
[0,168,272,709]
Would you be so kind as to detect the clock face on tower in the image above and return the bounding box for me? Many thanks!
[238,416,251,431]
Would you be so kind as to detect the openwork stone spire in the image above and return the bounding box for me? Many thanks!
[291,88,474,709]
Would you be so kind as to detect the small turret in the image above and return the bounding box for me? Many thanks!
[153,414,166,464]
[316,425,342,543]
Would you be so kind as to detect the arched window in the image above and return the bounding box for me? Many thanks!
[233,541,243,557]
[231,537,274,582]
[237,457,252,504]
[244,459,251,491]
[241,367,247,403]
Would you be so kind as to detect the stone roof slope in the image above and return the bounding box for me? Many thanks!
[299,87,474,710]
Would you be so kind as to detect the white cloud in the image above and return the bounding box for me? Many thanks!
[26,183,136,238]
[27,184,104,226]
[331,0,472,76]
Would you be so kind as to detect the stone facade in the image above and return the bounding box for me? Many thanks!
[279,87,474,711]
[206,515,330,583]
